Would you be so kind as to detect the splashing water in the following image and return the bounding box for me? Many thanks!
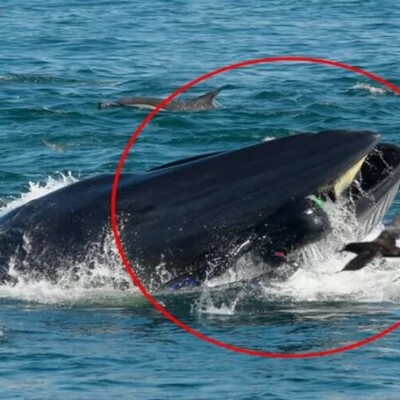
[0,173,140,306]
[0,172,78,218]
[262,203,400,304]
[195,203,400,315]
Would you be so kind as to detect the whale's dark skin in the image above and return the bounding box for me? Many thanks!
[0,130,389,290]
[97,88,223,111]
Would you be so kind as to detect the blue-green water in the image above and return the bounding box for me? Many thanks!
[1,1,400,398]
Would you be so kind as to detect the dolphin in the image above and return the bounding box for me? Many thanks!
[341,214,400,271]
[0,130,399,292]
[97,87,223,111]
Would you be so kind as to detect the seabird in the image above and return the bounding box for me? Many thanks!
[341,214,400,271]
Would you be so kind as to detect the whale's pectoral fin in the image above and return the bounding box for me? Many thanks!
[160,255,236,291]
[161,233,258,291]
[160,269,203,291]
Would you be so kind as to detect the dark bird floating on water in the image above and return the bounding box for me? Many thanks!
[97,87,223,111]
[341,214,400,271]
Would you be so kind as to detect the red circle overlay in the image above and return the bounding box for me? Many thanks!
[110,56,400,358]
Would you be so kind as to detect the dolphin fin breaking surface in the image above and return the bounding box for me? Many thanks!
[97,87,224,111]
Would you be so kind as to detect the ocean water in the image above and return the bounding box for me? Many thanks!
[1,0,400,398]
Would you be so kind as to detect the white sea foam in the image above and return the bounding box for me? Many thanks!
[261,136,275,142]
[0,173,140,306]
[0,229,139,306]
[352,82,387,95]
[0,172,78,218]
[194,285,244,316]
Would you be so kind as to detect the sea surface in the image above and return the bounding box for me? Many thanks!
[1,1,400,399]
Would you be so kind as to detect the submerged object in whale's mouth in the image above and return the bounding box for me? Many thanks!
[0,130,399,292]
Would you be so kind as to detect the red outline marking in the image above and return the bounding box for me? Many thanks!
[110,56,400,358]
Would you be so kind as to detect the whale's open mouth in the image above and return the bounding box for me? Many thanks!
[321,143,400,204]
[316,142,400,235]
[162,136,400,291]
[264,142,400,254]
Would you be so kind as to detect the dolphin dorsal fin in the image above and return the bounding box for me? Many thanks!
[191,87,224,106]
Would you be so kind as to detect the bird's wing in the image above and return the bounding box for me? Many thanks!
[341,251,377,271]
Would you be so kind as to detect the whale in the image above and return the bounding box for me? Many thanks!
[97,88,223,111]
[0,130,399,291]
